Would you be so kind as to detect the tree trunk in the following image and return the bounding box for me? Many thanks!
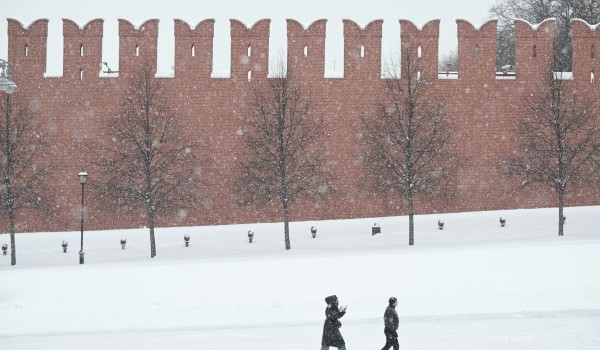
[283,199,291,250]
[10,232,15,265]
[147,207,156,258]
[6,189,16,266]
[558,189,565,237]
[407,190,415,246]
[9,207,15,265]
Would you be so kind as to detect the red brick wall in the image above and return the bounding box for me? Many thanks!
[4,18,600,233]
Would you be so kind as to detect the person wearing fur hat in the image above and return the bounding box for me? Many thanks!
[381,296,399,350]
[320,295,347,350]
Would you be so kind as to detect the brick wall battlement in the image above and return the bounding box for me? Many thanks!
[4,18,600,232]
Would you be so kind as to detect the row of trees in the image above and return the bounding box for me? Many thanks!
[439,0,600,72]
[2,50,600,264]
[490,0,600,71]
[0,66,202,264]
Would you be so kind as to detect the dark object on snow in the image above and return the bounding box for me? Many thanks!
[62,241,68,253]
[120,238,127,250]
[562,215,566,224]
[248,230,254,243]
[1,244,7,255]
[499,217,506,227]
[311,226,317,238]
[438,220,444,230]
[184,234,190,247]
[372,224,381,235]
[322,295,346,348]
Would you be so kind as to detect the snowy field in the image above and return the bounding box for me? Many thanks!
[1,206,599,350]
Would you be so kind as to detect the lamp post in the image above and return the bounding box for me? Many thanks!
[0,59,17,94]
[79,171,87,264]
[1,59,17,266]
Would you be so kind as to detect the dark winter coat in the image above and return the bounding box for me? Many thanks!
[384,305,399,332]
[321,296,346,347]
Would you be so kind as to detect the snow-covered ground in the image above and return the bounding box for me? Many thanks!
[1,206,599,349]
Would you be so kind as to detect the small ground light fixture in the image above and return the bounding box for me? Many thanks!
[372,223,381,235]
[500,217,506,227]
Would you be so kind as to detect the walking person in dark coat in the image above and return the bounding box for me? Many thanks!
[382,297,399,350]
[321,295,347,350]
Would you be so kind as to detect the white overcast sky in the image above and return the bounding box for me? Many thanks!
[2,0,498,76]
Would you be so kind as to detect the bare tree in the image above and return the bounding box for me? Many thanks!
[506,70,600,236]
[91,65,200,258]
[490,0,560,70]
[0,93,53,265]
[567,0,600,22]
[438,48,458,73]
[361,49,454,246]
[236,63,329,250]
[489,0,600,71]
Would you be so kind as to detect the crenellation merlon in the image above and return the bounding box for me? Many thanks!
[7,18,48,79]
[514,19,555,80]
[456,19,497,81]
[400,20,439,80]
[62,19,103,81]
[230,19,270,81]
[286,19,327,80]
[174,19,215,79]
[571,19,600,83]
[118,19,159,78]
[343,19,383,80]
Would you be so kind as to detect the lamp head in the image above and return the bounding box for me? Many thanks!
[79,171,88,184]
[0,59,17,94]
[0,77,17,94]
